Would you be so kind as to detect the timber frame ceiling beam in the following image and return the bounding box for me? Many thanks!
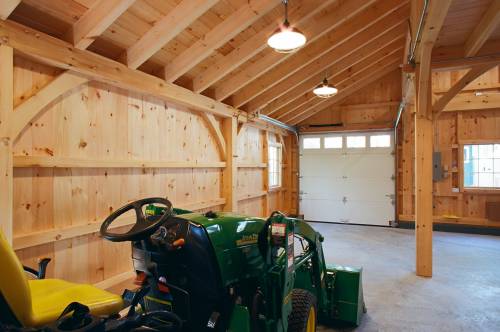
[236,0,409,110]
[464,0,500,57]
[161,0,278,83]
[192,0,333,93]
[0,19,236,118]
[65,0,136,50]
[256,8,409,115]
[0,0,20,20]
[213,0,381,102]
[122,0,218,70]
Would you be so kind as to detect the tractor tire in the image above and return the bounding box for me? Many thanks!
[287,289,317,332]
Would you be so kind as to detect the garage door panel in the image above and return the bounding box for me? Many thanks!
[300,132,395,226]
[300,198,346,222]
[344,178,394,201]
[345,201,394,225]
[300,155,345,175]
[344,155,394,179]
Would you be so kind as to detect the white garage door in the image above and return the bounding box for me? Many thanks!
[299,132,395,226]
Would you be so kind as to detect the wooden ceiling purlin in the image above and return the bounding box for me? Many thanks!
[266,33,406,119]
[192,0,333,93]
[160,0,278,84]
[0,0,20,20]
[120,0,219,70]
[228,0,408,109]
[212,0,381,102]
[283,52,404,125]
[274,44,405,122]
[256,14,410,116]
[240,1,410,112]
[0,19,236,119]
[65,0,135,50]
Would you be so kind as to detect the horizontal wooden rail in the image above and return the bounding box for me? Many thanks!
[398,214,490,225]
[13,156,226,169]
[237,162,267,168]
[237,191,267,201]
[13,198,226,250]
[93,271,135,290]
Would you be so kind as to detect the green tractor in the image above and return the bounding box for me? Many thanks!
[100,197,365,331]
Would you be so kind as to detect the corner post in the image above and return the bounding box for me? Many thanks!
[0,45,14,244]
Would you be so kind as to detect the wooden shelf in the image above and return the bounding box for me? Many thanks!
[13,198,226,250]
[13,156,226,169]
[237,191,267,201]
[237,162,267,168]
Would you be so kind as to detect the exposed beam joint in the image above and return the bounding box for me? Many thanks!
[66,0,135,50]
[0,19,237,119]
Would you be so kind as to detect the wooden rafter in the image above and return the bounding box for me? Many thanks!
[238,0,409,110]
[290,61,401,125]
[213,0,381,102]
[0,19,237,119]
[122,0,218,70]
[161,0,277,83]
[191,0,334,93]
[0,0,20,20]
[277,46,405,123]
[65,0,135,50]
[258,14,409,115]
[464,0,500,57]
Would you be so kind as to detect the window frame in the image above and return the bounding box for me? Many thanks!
[268,142,283,189]
[461,142,500,192]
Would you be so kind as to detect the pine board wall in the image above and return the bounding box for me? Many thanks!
[397,66,500,228]
[11,57,298,286]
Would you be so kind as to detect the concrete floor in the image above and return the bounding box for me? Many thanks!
[313,223,500,332]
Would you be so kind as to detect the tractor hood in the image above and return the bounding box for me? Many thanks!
[179,212,267,286]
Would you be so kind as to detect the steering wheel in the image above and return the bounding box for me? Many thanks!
[100,198,173,242]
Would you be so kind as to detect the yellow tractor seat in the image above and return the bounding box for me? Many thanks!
[28,279,124,327]
[0,230,124,327]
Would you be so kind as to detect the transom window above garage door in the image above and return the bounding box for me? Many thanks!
[301,132,392,150]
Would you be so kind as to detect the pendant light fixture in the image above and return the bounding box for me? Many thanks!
[267,0,307,53]
[313,74,338,98]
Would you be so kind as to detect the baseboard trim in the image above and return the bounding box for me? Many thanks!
[396,220,500,236]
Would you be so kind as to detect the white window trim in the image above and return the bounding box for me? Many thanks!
[268,142,283,189]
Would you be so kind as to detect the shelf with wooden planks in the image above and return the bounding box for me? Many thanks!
[14,156,226,169]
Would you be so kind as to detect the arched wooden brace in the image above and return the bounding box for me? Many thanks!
[11,71,89,141]
[198,111,227,161]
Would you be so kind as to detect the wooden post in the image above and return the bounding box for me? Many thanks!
[0,45,13,243]
[222,116,238,212]
[262,131,269,217]
[414,53,433,277]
